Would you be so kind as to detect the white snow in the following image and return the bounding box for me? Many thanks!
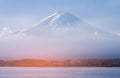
[37,12,80,27]
[50,12,63,26]
[39,12,59,24]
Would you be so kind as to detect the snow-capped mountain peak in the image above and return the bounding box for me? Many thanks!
[38,12,80,27]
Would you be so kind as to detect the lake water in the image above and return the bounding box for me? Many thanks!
[0,67,120,78]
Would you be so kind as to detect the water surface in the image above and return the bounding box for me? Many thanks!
[0,67,120,78]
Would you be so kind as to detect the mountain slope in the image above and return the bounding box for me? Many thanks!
[22,12,119,40]
[23,12,98,35]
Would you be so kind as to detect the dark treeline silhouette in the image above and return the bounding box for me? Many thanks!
[0,59,120,67]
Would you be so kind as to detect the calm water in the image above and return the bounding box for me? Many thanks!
[0,67,120,78]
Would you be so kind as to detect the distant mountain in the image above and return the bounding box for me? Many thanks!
[22,12,119,39]
[1,59,120,67]
[23,12,83,35]
[23,12,97,35]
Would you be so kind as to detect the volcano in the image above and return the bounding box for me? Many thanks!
[23,12,98,35]
[23,12,118,39]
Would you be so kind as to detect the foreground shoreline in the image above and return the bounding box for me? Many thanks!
[1,59,120,67]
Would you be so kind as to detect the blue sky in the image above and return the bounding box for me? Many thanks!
[0,0,120,16]
[0,0,120,32]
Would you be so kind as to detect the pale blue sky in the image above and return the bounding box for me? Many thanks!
[0,0,120,32]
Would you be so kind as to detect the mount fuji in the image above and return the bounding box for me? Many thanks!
[23,12,83,35]
[21,12,118,39]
